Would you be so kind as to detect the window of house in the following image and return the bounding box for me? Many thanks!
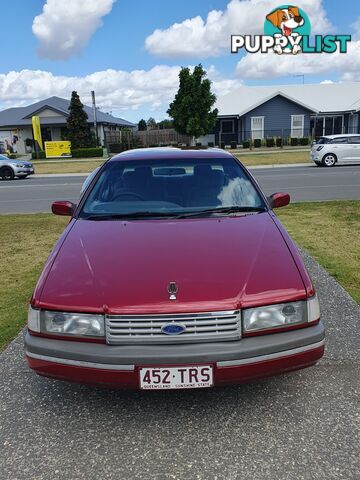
[291,115,304,138]
[251,117,264,140]
[221,120,234,134]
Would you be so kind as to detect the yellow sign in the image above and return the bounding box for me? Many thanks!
[32,116,44,151]
[45,141,72,159]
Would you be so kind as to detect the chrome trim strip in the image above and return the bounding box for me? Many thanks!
[26,351,135,371]
[216,340,325,367]
[107,310,239,319]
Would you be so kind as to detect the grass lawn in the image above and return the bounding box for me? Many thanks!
[0,200,358,350]
[0,214,67,350]
[277,200,360,304]
[236,150,309,166]
[33,159,105,175]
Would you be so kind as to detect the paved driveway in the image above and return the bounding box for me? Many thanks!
[0,251,359,480]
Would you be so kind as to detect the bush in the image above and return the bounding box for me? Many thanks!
[290,137,299,146]
[71,148,104,158]
[230,141,237,149]
[276,137,282,147]
[31,151,46,160]
[220,142,225,149]
[299,137,309,146]
[253,139,261,148]
[196,142,202,147]
[266,138,275,148]
[242,140,250,149]
[208,142,214,147]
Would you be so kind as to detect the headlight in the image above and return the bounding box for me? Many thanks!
[28,307,105,338]
[243,296,320,335]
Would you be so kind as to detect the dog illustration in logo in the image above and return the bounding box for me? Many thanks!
[266,6,304,55]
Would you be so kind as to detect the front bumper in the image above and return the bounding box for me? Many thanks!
[25,322,325,389]
[14,167,34,177]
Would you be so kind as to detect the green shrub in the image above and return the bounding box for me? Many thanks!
[31,151,46,160]
[290,137,299,146]
[220,142,225,149]
[254,139,261,148]
[266,138,275,148]
[299,137,309,146]
[242,140,250,149]
[71,148,103,158]
[9,154,17,159]
[196,142,202,147]
[208,142,214,147]
[230,141,237,149]
[276,137,282,147]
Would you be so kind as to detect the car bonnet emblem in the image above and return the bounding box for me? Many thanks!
[161,323,186,335]
[167,282,178,300]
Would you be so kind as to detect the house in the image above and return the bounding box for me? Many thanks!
[213,82,360,145]
[0,96,136,154]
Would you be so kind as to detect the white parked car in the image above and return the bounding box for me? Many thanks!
[311,134,360,167]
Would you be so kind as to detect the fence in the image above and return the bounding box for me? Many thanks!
[105,129,192,153]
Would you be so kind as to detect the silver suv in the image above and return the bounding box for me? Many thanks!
[311,134,360,167]
[0,154,34,180]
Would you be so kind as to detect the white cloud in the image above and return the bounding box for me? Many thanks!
[0,67,241,120]
[145,0,332,58]
[32,0,116,60]
[235,40,360,80]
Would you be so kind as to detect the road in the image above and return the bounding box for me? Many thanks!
[0,165,359,214]
[1,251,359,479]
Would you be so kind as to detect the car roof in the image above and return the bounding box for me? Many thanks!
[109,147,233,162]
[321,134,360,139]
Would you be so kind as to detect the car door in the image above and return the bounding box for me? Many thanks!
[346,136,360,161]
[329,137,350,162]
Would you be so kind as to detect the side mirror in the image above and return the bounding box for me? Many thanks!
[268,192,290,209]
[52,201,76,216]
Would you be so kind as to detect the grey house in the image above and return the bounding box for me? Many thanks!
[0,96,135,154]
[213,83,360,145]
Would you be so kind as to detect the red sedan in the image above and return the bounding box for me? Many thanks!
[25,148,324,389]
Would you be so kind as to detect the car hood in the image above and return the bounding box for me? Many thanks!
[36,214,306,314]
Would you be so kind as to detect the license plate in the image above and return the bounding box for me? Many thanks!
[139,366,213,390]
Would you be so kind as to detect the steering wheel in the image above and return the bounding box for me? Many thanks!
[112,192,145,201]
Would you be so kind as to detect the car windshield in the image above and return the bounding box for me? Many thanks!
[79,156,266,219]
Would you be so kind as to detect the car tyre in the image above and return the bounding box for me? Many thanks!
[18,176,28,179]
[314,161,322,167]
[0,166,15,180]
[322,154,336,167]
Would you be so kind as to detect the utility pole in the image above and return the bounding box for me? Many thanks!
[293,74,305,84]
[91,90,99,146]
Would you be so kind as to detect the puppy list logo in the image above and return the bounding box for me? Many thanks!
[231,5,351,55]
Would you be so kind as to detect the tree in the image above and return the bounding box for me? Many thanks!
[66,91,93,149]
[167,65,218,144]
[147,117,157,130]
[138,119,147,131]
[158,119,173,130]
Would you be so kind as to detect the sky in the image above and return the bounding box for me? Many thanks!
[0,0,359,123]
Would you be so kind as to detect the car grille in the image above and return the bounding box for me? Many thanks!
[105,310,241,345]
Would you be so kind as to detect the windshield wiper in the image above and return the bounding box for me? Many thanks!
[175,206,266,218]
[84,212,182,220]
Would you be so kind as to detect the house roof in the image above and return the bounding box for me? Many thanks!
[216,83,360,117]
[0,96,136,128]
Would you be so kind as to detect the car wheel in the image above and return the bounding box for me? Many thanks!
[322,154,336,167]
[314,161,322,167]
[18,176,28,179]
[0,166,15,180]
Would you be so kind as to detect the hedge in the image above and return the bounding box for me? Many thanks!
[253,139,261,148]
[299,137,309,146]
[220,142,225,149]
[71,147,103,158]
[230,141,237,149]
[208,142,214,147]
[243,140,250,149]
[290,138,299,146]
[266,138,275,148]
[276,137,282,147]
[31,151,46,159]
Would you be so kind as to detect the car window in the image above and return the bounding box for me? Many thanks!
[330,137,348,144]
[316,137,331,144]
[79,156,266,218]
[347,136,360,144]
[81,167,100,193]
